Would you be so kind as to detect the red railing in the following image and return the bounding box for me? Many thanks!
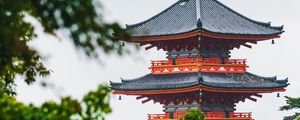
[227,59,247,64]
[147,114,168,120]
[151,58,202,66]
[150,58,247,74]
[148,112,253,120]
[206,112,226,118]
[205,112,252,118]
[151,58,246,66]
[230,112,252,118]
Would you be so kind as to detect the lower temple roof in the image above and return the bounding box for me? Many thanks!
[110,72,288,91]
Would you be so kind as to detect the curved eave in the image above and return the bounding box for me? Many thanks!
[124,0,181,30]
[112,85,287,95]
[128,29,282,43]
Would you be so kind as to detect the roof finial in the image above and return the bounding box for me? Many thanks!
[197,19,202,28]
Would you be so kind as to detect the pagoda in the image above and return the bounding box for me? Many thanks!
[111,0,289,120]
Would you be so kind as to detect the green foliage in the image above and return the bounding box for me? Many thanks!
[0,0,131,119]
[282,113,300,120]
[0,0,130,95]
[280,96,300,120]
[29,0,131,56]
[0,0,50,95]
[0,84,112,120]
[280,96,300,111]
[183,109,205,120]
[82,84,112,120]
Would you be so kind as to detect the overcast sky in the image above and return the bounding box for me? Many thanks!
[16,0,300,120]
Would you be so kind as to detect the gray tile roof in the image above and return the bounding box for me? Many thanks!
[126,0,284,37]
[110,72,289,91]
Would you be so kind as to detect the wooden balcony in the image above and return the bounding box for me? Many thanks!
[147,114,168,120]
[147,112,253,120]
[206,112,253,120]
[149,58,247,74]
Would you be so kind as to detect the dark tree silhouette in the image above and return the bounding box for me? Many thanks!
[280,96,300,120]
[0,0,130,119]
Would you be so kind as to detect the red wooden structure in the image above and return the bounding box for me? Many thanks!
[150,58,247,74]
[110,0,288,120]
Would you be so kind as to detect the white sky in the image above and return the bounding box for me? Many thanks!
[16,0,300,120]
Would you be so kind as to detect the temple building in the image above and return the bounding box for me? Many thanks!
[110,0,289,120]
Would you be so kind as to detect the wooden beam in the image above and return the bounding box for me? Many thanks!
[145,44,155,50]
[253,94,263,98]
[136,96,145,100]
[247,97,257,102]
[129,29,281,42]
[142,98,152,104]
[248,41,258,44]
[139,42,149,46]
[242,44,252,48]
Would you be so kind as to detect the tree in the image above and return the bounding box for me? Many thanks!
[280,96,300,120]
[183,109,205,120]
[0,0,130,96]
[0,84,111,120]
[0,0,131,119]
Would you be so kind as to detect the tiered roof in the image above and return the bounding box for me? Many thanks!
[111,0,288,94]
[127,0,283,41]
[110,72,288,93]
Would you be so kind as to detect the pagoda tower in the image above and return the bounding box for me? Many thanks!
[111,0,289,120]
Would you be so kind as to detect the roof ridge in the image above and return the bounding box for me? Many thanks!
[246,72,277,81]
[213,0,284,31]
[196,0,203,28]
[275,78,288,84]
[120,73,152,82]
[196,0,201,20]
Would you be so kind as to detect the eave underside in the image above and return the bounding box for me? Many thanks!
[129,29,282,43]
[112,85,286,95]
[135,91,263,105]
